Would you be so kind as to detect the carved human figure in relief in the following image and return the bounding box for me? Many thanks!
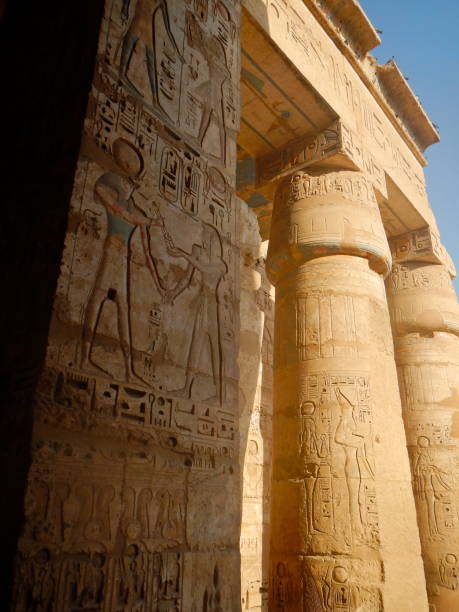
[67,553,106,609]
[334,387,375,542]
[156,553,181,609]
[414,435,453,539]
[185,10,231,163]
[119,0,182,116]
[118,544,146,610]
[272,562,295,609]
[15,548,55,612]
[165,223,227,404]
[390,263,409,291]
[80,139,165,382]
[289,172,307,203]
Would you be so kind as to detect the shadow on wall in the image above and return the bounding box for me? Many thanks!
[0,2,104,607]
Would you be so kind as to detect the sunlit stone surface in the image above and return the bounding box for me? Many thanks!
[5,1,457,610]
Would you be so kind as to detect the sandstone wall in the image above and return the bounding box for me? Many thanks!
[12,1,242,609]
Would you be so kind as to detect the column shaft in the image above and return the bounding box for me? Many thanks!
[267,170,428,610]
[386,253,459,611]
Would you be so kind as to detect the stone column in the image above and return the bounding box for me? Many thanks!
[386,229,459,611]
[266,170,428,610]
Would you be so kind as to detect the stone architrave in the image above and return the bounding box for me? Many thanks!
[266,169,428,610]
[386,233,459,611]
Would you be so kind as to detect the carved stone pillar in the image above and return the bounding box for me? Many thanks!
[386,230,459,611]
[11,1,242,610]
[266,170,428,610]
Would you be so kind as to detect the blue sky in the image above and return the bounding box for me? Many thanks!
[361,1,459,289]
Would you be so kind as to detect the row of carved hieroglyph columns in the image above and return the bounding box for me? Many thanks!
[386,232,459,611]
[265,169,429,610]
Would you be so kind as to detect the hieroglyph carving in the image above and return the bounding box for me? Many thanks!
[14,1,241,610]
[256,119,388,198]
[257,121,341,184]
[297,372,379,552]
[390,227,456,278]
[265,0,427,201]
[284,171,377,207]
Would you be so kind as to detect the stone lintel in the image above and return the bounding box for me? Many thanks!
[376,60,440,152]
[390,227,456,277]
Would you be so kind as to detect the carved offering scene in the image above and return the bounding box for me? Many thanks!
[2,1,459,611]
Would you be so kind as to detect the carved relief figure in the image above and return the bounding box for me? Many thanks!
[297,374,378,548]
[203,563,224,612]
[16,549,55,612]
[334,387,376,544]
[299,400,333,538]
[67,553,106,610]
[166,223,227,404]
[80,139,166,382]
[155,553,181,609]
[414,436,454,539]
[117,544,146,611]
[185,10,231,163]
[119,0,183,120]
[272,561,296,610]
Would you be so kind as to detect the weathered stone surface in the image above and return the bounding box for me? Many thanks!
[4,1,458,610]
[12,1,242,610]
[266,170,428,610]
[387,249,459,611]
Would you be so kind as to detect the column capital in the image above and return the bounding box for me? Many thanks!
[266,168,391,284]
[389,226,456,278]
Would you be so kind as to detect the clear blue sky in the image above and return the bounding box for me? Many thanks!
[361,1,459,289]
